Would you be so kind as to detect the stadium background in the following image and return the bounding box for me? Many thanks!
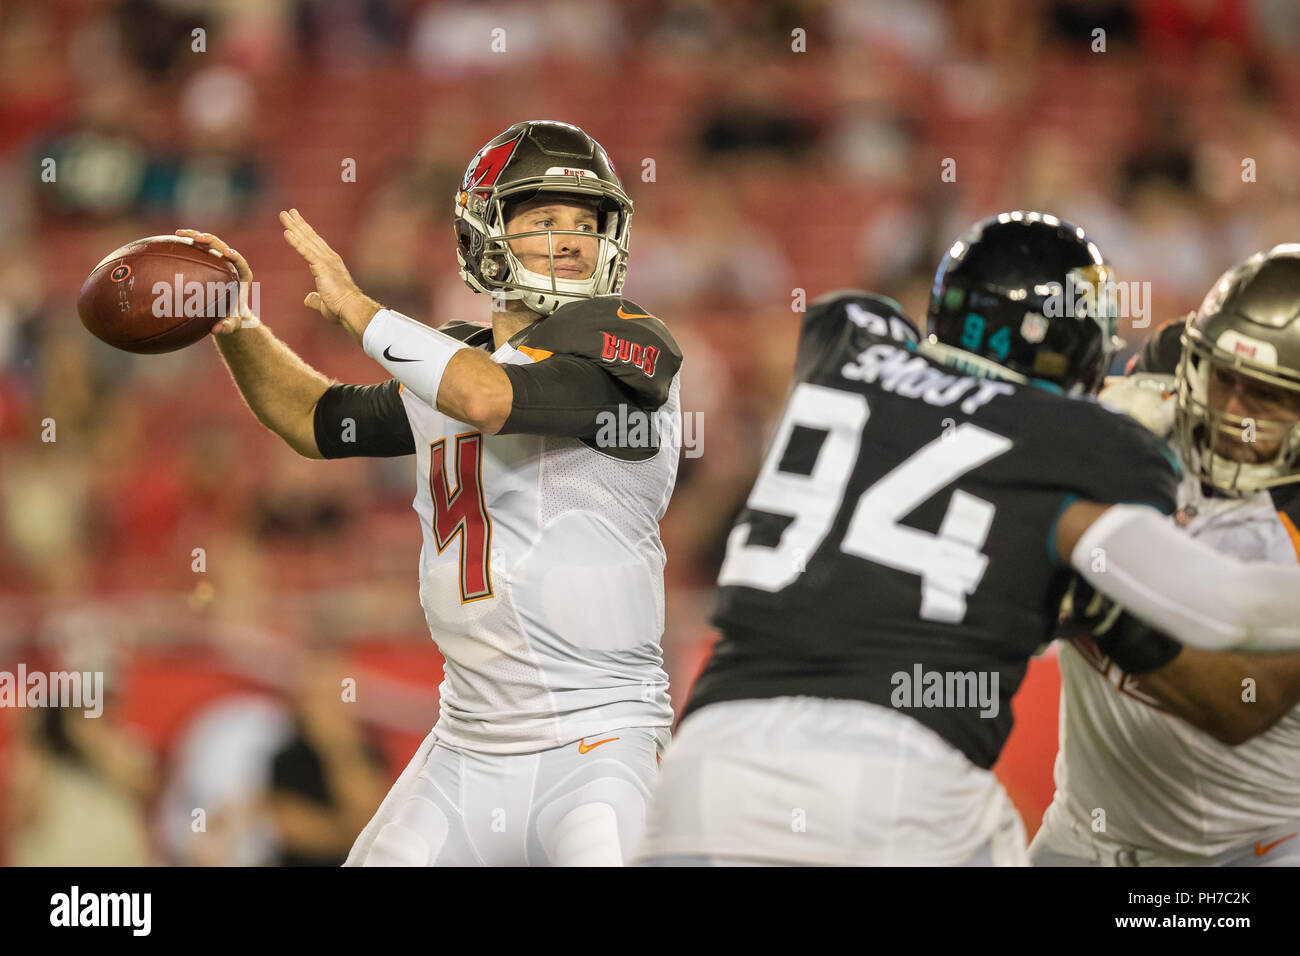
[2,0,1298,864]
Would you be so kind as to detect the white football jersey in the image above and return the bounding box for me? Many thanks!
[1048,474,1300,860]
[389,314,681,754]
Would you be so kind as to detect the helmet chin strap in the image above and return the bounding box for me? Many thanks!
[513,262,598,297]
[510,262,598,315]
[503,227,610,314]
[1201,448,1285,494]
[1189,409,1299,493]
[1185,359,1300,493]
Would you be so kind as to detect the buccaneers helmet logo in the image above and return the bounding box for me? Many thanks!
[463,133,523,193]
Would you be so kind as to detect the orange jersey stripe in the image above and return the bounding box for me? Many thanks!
[517,345,553,362]
[1279,511,1300,563]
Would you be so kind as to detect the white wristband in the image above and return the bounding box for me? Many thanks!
[362,309,468,408]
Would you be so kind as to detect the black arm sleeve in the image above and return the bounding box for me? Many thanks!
[1094,611,1185,673]
[502,296,682,408]
[1128,320,1184,375]
[312,380,414,458]
[494,296,682,452]
[497,355,647,439]
[1058,576,1184,674]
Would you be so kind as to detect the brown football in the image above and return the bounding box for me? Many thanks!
[77,235,240,354]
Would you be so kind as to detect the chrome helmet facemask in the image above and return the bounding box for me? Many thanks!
[454,121,633,316]
[1173,245,1300,494]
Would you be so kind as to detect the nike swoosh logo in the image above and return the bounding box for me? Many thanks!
[382,346,419,363]
[617,305,652,320]
[1255,833,1297,856]
[577,736,620,754]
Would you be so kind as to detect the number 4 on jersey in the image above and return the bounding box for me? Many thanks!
[430,433,493,603]
[718,383,1012,623]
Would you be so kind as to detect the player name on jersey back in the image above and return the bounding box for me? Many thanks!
[688,291,1178,770]
[840,341,1013,414]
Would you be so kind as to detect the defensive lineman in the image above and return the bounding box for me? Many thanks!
[636,214,1300,866]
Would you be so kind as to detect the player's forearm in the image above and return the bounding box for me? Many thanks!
[1063,501,1300,652]
[214,325,331,458]
[1141,648,1300,745]
[361,308,512,432]
[436,349,512,433]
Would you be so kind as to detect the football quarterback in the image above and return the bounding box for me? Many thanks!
[197,120,683,866]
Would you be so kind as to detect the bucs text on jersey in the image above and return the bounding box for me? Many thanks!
[311,296,682,753]
[687,290,1180,769]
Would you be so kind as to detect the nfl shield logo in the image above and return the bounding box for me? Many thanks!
[1020,312,1049,344]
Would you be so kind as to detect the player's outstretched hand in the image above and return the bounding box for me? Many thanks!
[1099,372,1177,438]
[175,228,260,335]
[279,208,377,340]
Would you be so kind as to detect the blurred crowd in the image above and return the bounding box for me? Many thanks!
[2,0,1299,864]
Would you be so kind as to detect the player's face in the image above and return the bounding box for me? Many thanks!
[504,197,599,281]
[1206,362,1300,461]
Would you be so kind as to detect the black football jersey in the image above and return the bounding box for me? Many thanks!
[686,291,1181,768]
